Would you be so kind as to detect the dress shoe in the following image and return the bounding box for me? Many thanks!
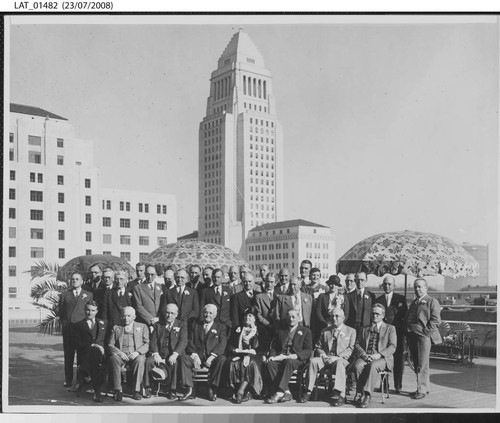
[94,392,103,403]
[64,382,71,388]
[278,392,292,403]
[234,393,243,404]
[143,388,152,399]
[178,387,195,401]
[133,391,142,400]
[167,391,177,400]
[208,387,217,401]
[412,391,425,400]
[354,392,364,405]
[265,393,280,404]
[395,388,402,394]
[243,391,252,402]
[331,396,345,407]
[113,390,122,402]
[359,394,371,408]
[298,391,311,403]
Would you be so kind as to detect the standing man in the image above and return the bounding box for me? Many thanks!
[225,265,244,295]
[59,272,93,387]
[72,301,107,402]
[345,273,356,294]
[163,268,176,290]
[132,264,163,329]
[144,303,190,400]
[404,278,442,400]
[315,275,344,332]
[300,307,356,406]
[376,275,408,393]
[230,272,258,328]
[188,264,204,294]
[299,259,312,287]
[102,270,133,329]
[164,269,199,327]
[83,264,105,308]
[275,267,292,295]
[202,266,214,289]
[258,264,270,291]
[265,309,313,403]
[128,262,147,291]
[199,268,232,332]
[107,307,150,401]
[353,304,396,408]
[274,276,313,328]
[344,272,376,333]
[96,268,115,318]
[255,273,278,334]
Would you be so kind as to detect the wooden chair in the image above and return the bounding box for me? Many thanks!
[313,365,336,401]
[379,370,391,404]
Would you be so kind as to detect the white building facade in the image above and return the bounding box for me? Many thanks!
[198,30,284,255]
[6,104,177,306]
[245,219,336,279]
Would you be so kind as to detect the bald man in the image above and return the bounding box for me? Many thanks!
[375,275,408,393]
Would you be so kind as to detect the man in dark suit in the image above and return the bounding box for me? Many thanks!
[59,272,93,387]
[199,268,232,332]
[185,304,227,401]
[404,278,442,400]
[230,272,258,328]
[132,264,163,329]
[353,304,397,408]
[344,272,376,333]
[83,264,105,304]
[94,268,115,319]
[72,301,107,402]
[274,277,313,328]
[376,275,408,393]
[143,303,190,400]
[188,264,205,295]
[201,266,214,289]
[163,269,199,328]
[107,306,150,401]
[255,273,278,334]
[101,270,133,330]
[128,262,147,291]
[265,309,313,403]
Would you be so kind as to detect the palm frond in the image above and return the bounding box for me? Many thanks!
[30,280,66,302]
[25,259,60,281]
[36,312,62,336]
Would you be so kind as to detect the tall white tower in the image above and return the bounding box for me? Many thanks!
[198,30,284,255]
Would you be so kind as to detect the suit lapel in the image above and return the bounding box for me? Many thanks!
[326,329,334,353]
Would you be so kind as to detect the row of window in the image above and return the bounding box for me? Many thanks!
[213,75,232,101]
[9,133,65,148]
[304,252,330,260]
[305,242,330,249]
[103,234,168,246]
[23,150,65,165]
[243,102,267,113]
[203,118,223,130]
[116,219,168,230]
[249,118,274,128]
[248,252,293,261]
[242,75,267,99]
[249,242,294,252]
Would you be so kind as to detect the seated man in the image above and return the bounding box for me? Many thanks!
[143,303,190,400]
[353,303,396,408]
[72,301,107,402]
[185,304,227,401]
[107,306,150,401]
[265,308,312,403]
[301,307,356,406]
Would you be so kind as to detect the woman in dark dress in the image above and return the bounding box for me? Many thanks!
[227,309,270,403]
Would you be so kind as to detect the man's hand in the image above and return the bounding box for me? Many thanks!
[325,355,338,365]
[167,352,178,366]
[150,317,160,325]
[92,344,105,356]
[119,351,128,361]
[128,351,139,361]
[153,352,162,366]
[205,355,215,368]
[191,353,201,369]
[270,354,286,362]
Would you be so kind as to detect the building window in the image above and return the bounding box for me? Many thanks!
[31,247,44,258]
[120,252,131,261]
[58,211,65,222]
[139,253,149,262]
[9,246,16,257]
[120,235,131,245]
[157,237,168,246]
[9,149,14,161]
[145,203,149,213]
[139,203,143,213]
[30,173,36,182]
[85,214,91,224]
[58,230,65,240]
[57,138,64,148]
[30,228,44,239]
[157,221,167,231]
[58,193,65,203]
[58,248,65,259]
[163,205,167,214]
[10,170,15,181]
[103,251,112,255]
[10,132,14,143]
[120,201,125,211]
[139,236,150,246]
[30,190,43,202]
[85,196,91,206]
[139,220,149,230]
[120,218,130,228]
[106,200,111,210]
[103,234,112,244]
[9,227,16,238]
[30,209,43,221]
[126,202,130,211]
[38,173,43,183]
[9,189,16,200]
[57,175,64,185]
[57,155,64,165]
[28,135,42,146]
[9,208,16,219]
[157,204,161,214]
[29,151,41,164]
[103,217,111,227]
[9,266,17,277]
[85,249,92,256]
[85,232,92,242]
[85,178,91,188]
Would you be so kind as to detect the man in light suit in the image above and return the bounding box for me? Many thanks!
[230,272,258,328]
[132,264,163,329]
[404,278,442,400]
[255,273,278,335]
[344,272,376,333]
[185,304,227,401]
[376,275,408,393]
[199,268,232,332]
[353,303,397,408]
[300,307,356,406]
[143,303,190,400]
[107,306,150,401]
[265,308,313,403]
[59,272,94,387]
[274,277,313,328]
[128,262,147,291]
[163,268,199,328]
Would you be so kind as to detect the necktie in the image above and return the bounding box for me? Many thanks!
[217,287,221,297]
[118,290,123,297]
[248,291,253,299]
[204,324,209,334]
[149,284,153,290]
[74,290,78,297]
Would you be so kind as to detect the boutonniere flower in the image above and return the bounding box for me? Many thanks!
[184,291,190,296]
[211,329,217,334]
[135,327,141,332]
[223,291,228,296]
[297,331,303,336]
[364,295,369,300]
[398,302,402,307]
[173,327,180,333]
[421,300,427,305]
[156,286,162,291]
[82,294,87,299]
[304,298,309,303]
[128,292,132,298]
[236,327,241,333]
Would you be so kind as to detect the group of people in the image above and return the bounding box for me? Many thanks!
[58,259,442,407]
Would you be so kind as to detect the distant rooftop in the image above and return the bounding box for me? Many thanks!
[249,219,329,232]
[177,230,199,241]
[10,103,68,121]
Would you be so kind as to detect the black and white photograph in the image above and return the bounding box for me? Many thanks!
[3,13,498,413]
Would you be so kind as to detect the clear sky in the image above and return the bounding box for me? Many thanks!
[8,16,499,283]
